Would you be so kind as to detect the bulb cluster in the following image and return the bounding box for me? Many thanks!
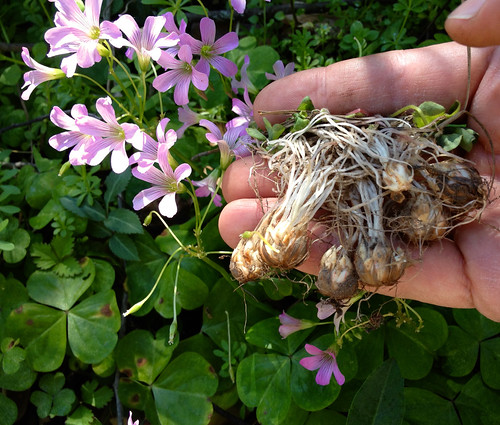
[230,107,490,300]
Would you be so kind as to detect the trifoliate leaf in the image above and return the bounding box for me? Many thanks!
[81,380,113,408]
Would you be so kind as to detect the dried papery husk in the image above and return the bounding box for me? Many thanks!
[354,238,408,287]
[230,231,270,283]
[258,218,310,269]
[382,160,413,203]
[315,245,359,299]
[418,160,488,207]
[398,192,449,243]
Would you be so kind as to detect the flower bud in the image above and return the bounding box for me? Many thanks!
[315,246,359,300]
[354,239,407,287]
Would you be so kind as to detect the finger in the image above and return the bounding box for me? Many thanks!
[220,198,500,321]
[445,0,500,47]
[222,155,277,203]
[254,43,488,123]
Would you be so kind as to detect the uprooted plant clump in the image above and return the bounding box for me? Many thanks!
[230,98,492,300]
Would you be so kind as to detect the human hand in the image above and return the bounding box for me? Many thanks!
[219,5,500,321]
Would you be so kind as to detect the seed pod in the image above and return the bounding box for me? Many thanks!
[399,193,448,242]
[230,233,270,283]
[258,220,310,270]
[419,160,487,206]
[354,239,407,287]
[315,245,359,300]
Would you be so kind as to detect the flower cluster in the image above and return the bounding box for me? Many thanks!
[22,0,288,216]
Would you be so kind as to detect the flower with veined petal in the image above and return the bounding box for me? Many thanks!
[45,0,122,77]
[49,104,94,166]
[127,411,139,425]
[129,118,176,172]
[132,143,192,218]
[265,59,295,81]
[112,14,179,72]
[192,169,222,207]
[21,47,66,100]
[299,344,345,386]
[182,17,238,77]
[176,105,199,138]
[278,312,315,339]
[74,97,144,173]
[153,44,209,106]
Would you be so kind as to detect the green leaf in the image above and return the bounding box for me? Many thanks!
[67,290,121,364]
[104,170,131,209]
[92,259,115,292]
[347,359,404,425]
[39,371,65,395]
[104,208,143,234]
[27,258,95,310]
[453,309,500,341]
[246,127,267,141]
[403,387,460,425]
[81,380,113,408]
[152,352,218,425]
[480,338,500,389]
[0,357,37,391]
[297,96,315,111]
[115,328,177,385]
[2,228,30,263]
[438,326,478,377]
[0,65,22,86]
[237,353,291,425]
[6,303,66,372]
[354,328,385,379]
[66,405,100,425]
[154,261,209,318]
[0,393,17,425]
[109,233,139,261]
[386,308,448,380]
[31,390,52,418]
[1,345,26,374]
[455,375,500,425]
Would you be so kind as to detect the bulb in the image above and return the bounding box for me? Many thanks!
[315,246,359,300]
[230,233,269,283]
[354,239,407,287]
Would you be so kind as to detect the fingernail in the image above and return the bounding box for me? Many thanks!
[447,0,486,19]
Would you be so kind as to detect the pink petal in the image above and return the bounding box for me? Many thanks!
[299,355,322,372]
[133,187,168,210]
[213,32,239,54]
[173,77,191,106]
[110,142,129,174]
[199,18,216,45]
[173,163,192,182]
[304,344,324,356]
[209,56,237,77]
[96,97,118,125]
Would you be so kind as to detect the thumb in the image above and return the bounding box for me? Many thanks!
[445,0,500,46]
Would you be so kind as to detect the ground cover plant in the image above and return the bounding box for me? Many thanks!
[1,0,500,424]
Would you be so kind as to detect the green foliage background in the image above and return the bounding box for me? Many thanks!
[1,0,500,424]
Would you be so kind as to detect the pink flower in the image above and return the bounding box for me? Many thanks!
[176,105,199,138]
[21,47,66,100]
[227,88,253,130]
[129,118,176,172]
[199,119,252,169]
[265,60,295,81]
[182,17,238,77]
[75,97,143,173]
[162,12,187,56]
[127,411,139,425]
[192,170,222,207]
[230,0,246,14]
[153,44,209,106]
[45,0,122,76]
[112,14,178,72]
[231,55,255,94]
[299,344,345,386]
[49,104,94,165]
[132,143,192,218]
[278,312,315,339]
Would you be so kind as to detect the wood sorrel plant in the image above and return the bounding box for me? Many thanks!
[4,0,500,424]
